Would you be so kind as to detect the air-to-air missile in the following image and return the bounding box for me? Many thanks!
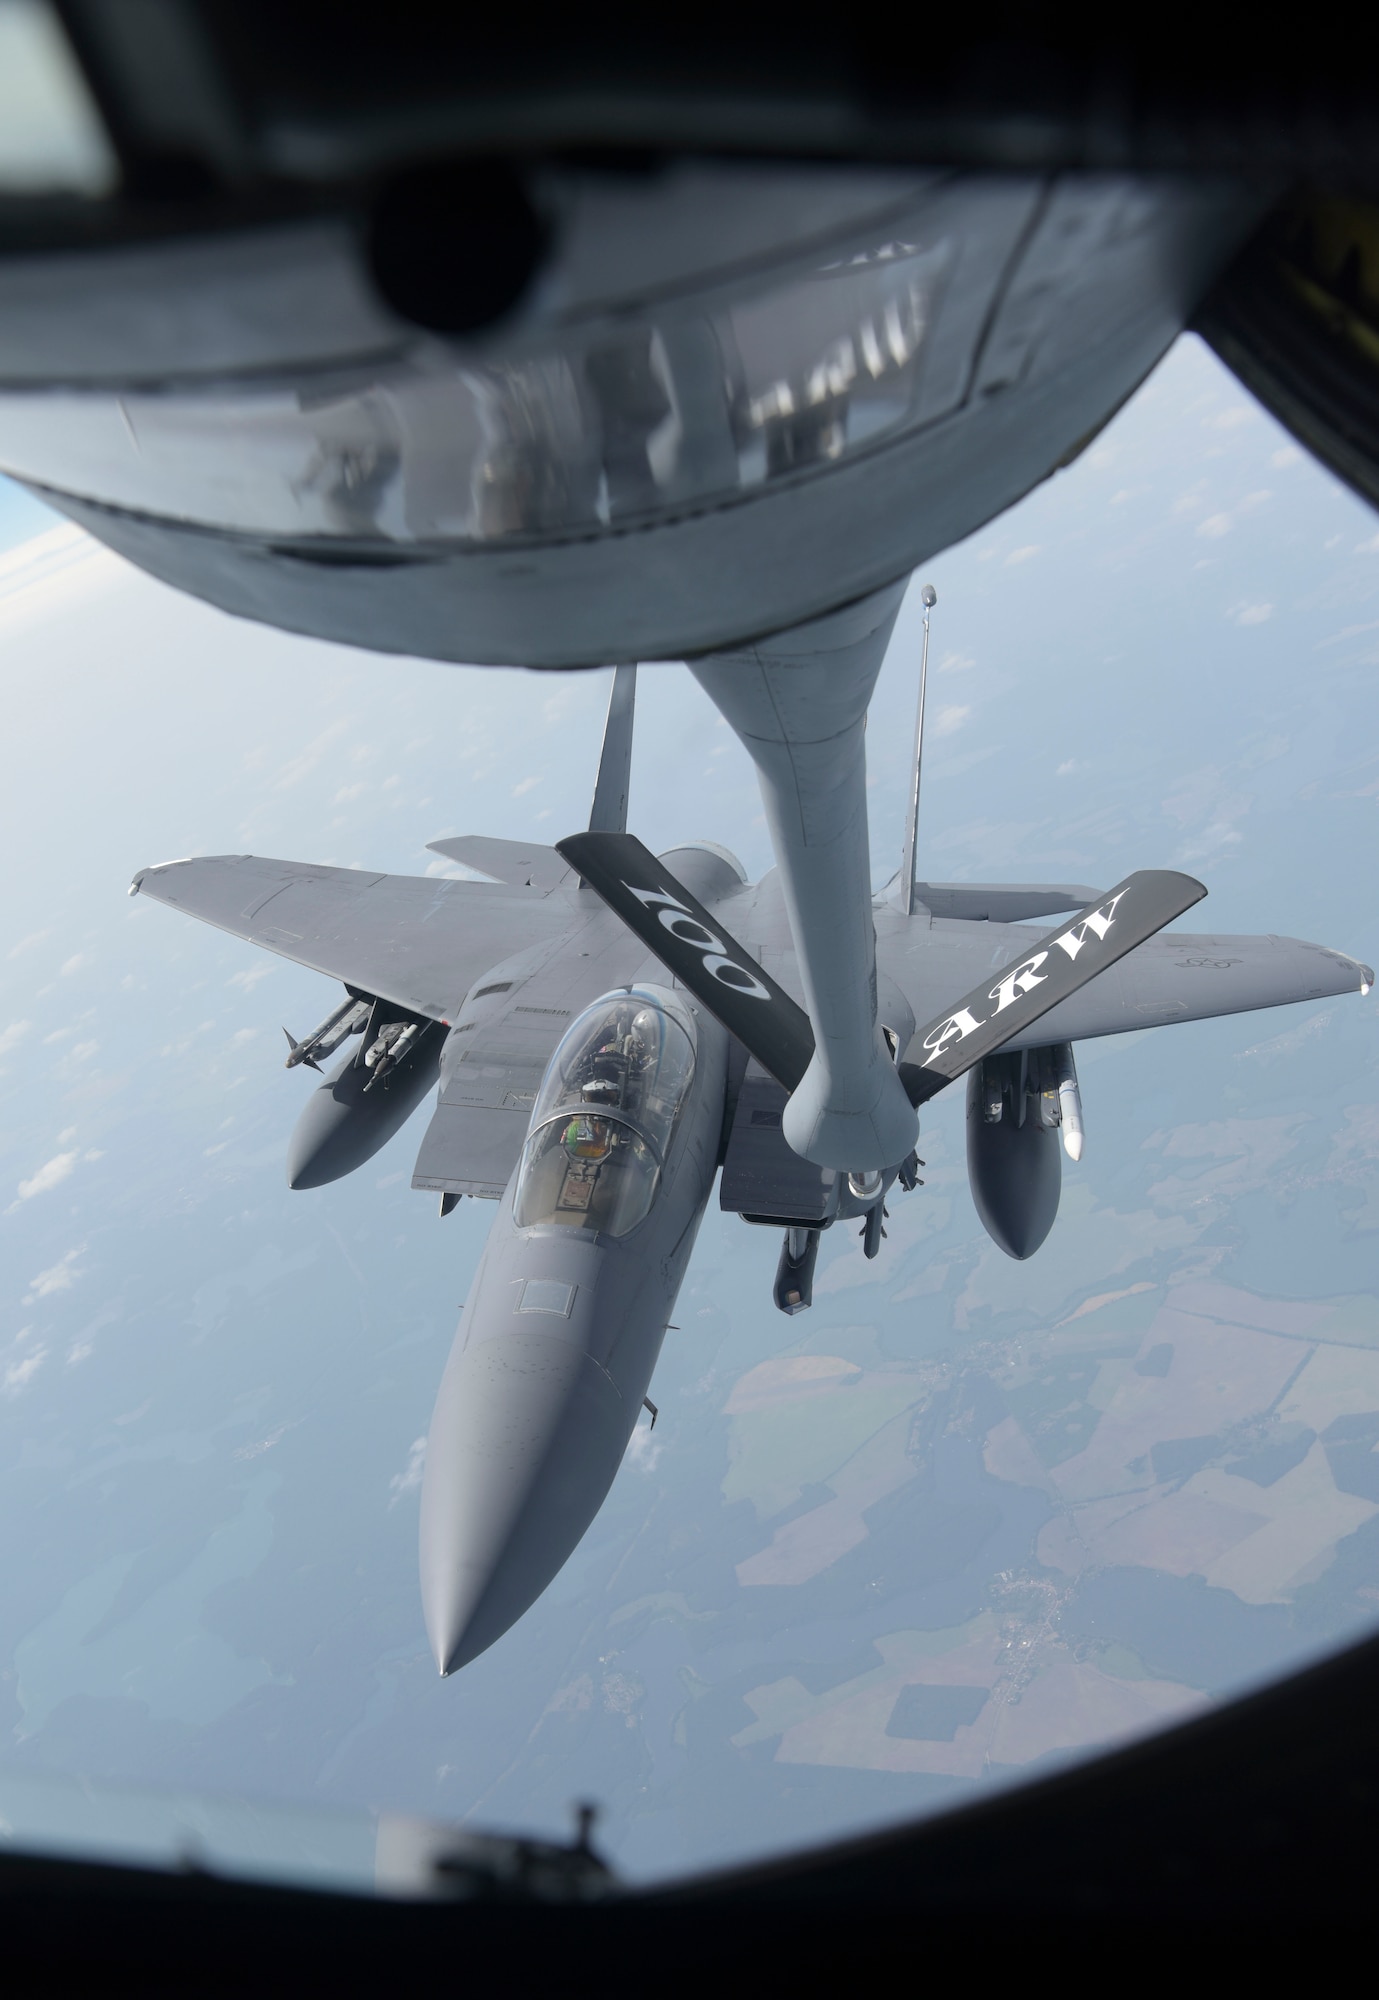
[284,1000,445,1192]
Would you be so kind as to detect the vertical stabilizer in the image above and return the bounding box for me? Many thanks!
[588,664,637,834]
[899,584,937,916]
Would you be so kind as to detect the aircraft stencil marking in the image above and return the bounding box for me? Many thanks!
[625,886,772,1001]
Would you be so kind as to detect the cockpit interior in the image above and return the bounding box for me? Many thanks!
[513,988,697,1238]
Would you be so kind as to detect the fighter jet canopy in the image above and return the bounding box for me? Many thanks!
[513,986,697,1239]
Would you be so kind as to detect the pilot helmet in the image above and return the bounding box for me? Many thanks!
[564,1114,613,1161]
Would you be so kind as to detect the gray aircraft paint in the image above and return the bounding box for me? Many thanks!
[419,984,729,1674]
[133,817,1371,1668]
[131,856,1372,1118]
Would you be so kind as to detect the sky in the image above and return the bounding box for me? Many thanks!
[0,333,1376,1887]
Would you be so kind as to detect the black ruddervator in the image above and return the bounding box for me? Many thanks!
[558,833,1206,1107]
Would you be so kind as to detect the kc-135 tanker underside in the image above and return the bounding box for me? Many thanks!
[131,621,1373,1676]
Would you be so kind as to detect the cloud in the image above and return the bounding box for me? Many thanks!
[2,1348,46,1398]
[0,1021,30,1056]
[624,1423,663,1472]
[272,718,350,791]
[233,1423,293,1462]
[1197,513,1232,538]
[229,1028,257,1046]
[512,775,541,797]
[1175,818,1245,865]
[1236,1010,1333,1065]
[1271,445,1302,468]
[937,651,975,675]
[1207,407,1252,429]
[389,1436,427,1503]
[228,964,272,992]
[333,781,368,803]
[1232,603,1274,626]
[24,1246,83,1301]
[1005,545,1040,565]
[70,1040,99,1062]
[1056,759,1081,777]
[932,705,971,737]
[6,932,49,960]
[0,526,113,629]
[15,1150,78,1201]
[59,952,86,976]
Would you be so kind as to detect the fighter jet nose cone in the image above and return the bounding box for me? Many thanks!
[420,1330,630,1674]
[423,1562,498,1678]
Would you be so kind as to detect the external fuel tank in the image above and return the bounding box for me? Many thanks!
[286,1016,443,1190]
[965,1051,1063,1261]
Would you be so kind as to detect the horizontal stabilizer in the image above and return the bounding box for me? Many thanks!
[914,883,1103,922]
[556,832,814,1090]
[900,870,1208,1105]
[425,836,574,894]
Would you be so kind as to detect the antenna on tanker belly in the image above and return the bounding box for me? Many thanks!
[588,663,637,835]
[899,584,937,917]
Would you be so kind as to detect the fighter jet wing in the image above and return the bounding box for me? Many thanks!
[130,854,570,1021]
[878,924,1373,1056]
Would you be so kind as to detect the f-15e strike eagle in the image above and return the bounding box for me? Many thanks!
[131,600,1372,1676]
